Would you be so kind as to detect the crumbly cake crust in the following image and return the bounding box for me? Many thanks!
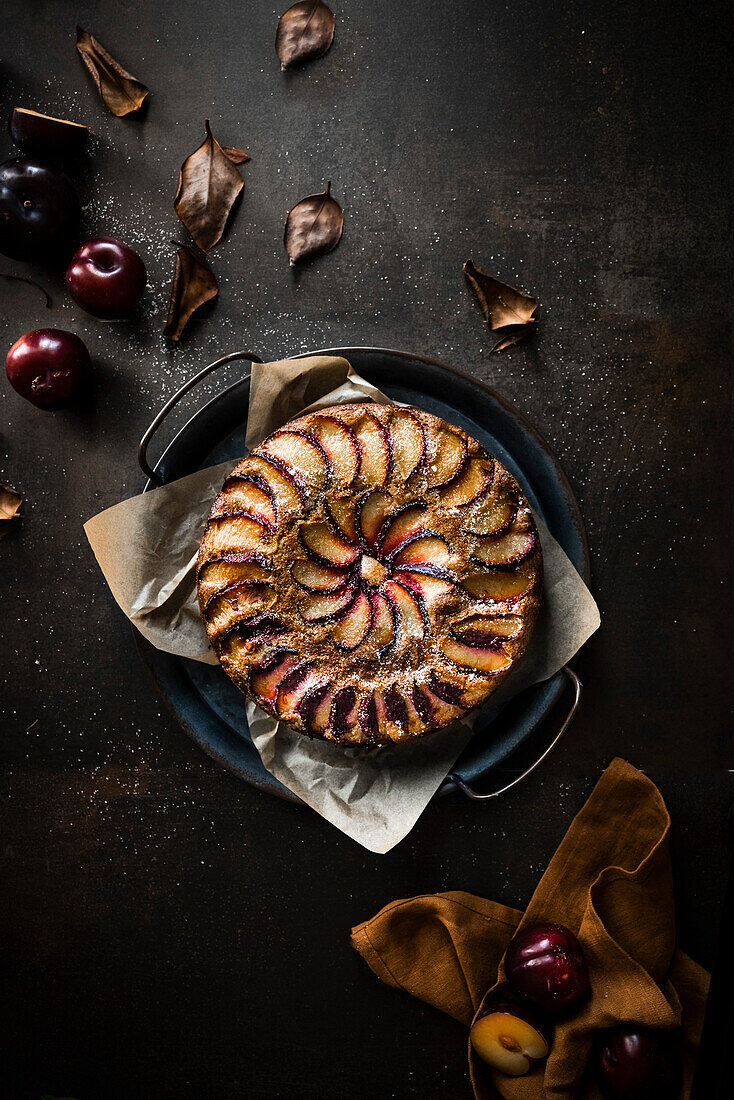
[197,403,542,746]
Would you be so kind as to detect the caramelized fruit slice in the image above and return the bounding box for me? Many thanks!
[380,504,429,559]
[326,497,358,542]
[329,686,359,739]
[204,581,276,627]
[206,513,274,553]
[439,460,493,508]
[473,530,536,567]
[310,414,360,486]
[299,582,356,622]
[299,521,359,566]
[222,473,277,527]
[426,429,468,489]
[291,558,351,593]
[452,614,523,645]
[383,580,428,639]
[441,637,512,674]
[357,489,393,547]
[331,589,373,650]
[398,571,456,605]
[357,691,380,742]
[355,412,390,486]
[261,429,330,489]
[276,664,326,721]
[463,568,535,603]
[298,682,336,735]
[198,551,271,587]
[464,495,516,537]
[414,682,465,726]
[249,649,301,707]
[221,615,287,652]
[395,686,425,736]
[369,592,397,654]
[389,408,426,480]
[393,534,452,570]
[374,687,410,741]
[239,454,304,512]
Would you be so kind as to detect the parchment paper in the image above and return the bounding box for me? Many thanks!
[85,355,600,852]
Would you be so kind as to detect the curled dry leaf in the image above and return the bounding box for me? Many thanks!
[0,482,22,540]
[491,328,528,353]
[284,181,343,266]
[221,146,250,166]
[174,120,245,252]
[164,246,218,341]
[276,1,335,69]
[76,27,149,117]
[463,259,537,331]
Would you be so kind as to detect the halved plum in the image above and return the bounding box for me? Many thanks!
[222,472,277,527]
[244,454,305,511]
[370,591,397,655]
[452,614,523,646]
[276,663,327,722]
[198,550,272,587]
[329,686,360,739]
[299,581,357,623]
[439,460,494,508]
[389,408,426,481]
[463,567,536,603]
[473,530,536,568]
[393,534,452,571]
[298,682,336,736]
[291,558,351,593]
[426,429,468,490]
[206,512,275,553]
[383,579,428,640]
[464,495,516,537]
[440,636,512,674]
[299,521,359,566]
[357,488,394,547]
[326,496,358,543]
[355,412,391,486]
[380,503,429,559]
[310,414,360,486]
[331,588,374,650]
[261,429,331,490]
[249,649,301,708]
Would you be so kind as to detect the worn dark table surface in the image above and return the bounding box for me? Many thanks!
[1,2,732,1098]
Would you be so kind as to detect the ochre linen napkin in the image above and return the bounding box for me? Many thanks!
[351,759,709,1098]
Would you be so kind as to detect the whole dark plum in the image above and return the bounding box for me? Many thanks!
[0,157,80,261]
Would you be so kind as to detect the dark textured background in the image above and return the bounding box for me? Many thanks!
[1,1,732,1097]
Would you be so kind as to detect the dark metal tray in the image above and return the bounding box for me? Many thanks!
[135,347,590,804]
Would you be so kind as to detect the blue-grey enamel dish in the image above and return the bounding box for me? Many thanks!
[134,347,590,803]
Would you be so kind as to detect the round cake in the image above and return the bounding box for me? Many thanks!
[197,403,542,746]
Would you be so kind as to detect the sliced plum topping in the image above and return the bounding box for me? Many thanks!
[261,428,330,490]
[299,521,359,566]
[355,411,391,486]
[427,673,466,706]
[473,530,536,568]
[383,686,409,733]
[389,408,426,481]
[276,664,326,721]
[223,614,288,647]
[399,686,426,735]
[298,682,336,735]
[209,508,276,536]
[411,683,433,723]
[439,460,493,508]
[357,691,380,743]
[380,503,428,559]
[291,558,351,593]
[462,567,535,603]
[329,686,359,739]
[332,588,374,650]
[206,513,275,554]
[398,571,456,605]
[299,582,357,623]
[326,496,358,543]
[417,682,465,726]
[310,414,360,486]
[222,473,277,527]
[464,495,516,537]
[393,534,452,571]
[370,592,397,655]
[360,554,388,588]
[440,636,513,674]
[383,579,428,640]
[357,488,393,547]
[204,580,276,622]
[198,550,272,586]
[244,453,305,510]
[249,649,301,707]
[426,429,468,489]
[452,614,523,646]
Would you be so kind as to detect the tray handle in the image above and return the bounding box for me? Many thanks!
[138,350,263,485]
[445,666,582,801]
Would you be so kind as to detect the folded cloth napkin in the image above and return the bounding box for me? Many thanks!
[351,758,709,1099]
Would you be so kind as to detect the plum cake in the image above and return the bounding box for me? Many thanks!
[197,403,542,746]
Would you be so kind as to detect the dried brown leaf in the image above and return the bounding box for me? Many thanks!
[174,120,245,252]
[221,145,251,166]
[276,1,335,69]
[491,328,528,353]
[76,27,149,117]
[284,181,343,266]
[0,482,22,540]
[164,246,218,342]
[463,260,537,330]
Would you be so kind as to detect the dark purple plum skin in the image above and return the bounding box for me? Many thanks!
[0,157,79,261]
[66,236,146,319]
[595,1026,682,1100]
[505,921,589,1012]
[5,328,90,410]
